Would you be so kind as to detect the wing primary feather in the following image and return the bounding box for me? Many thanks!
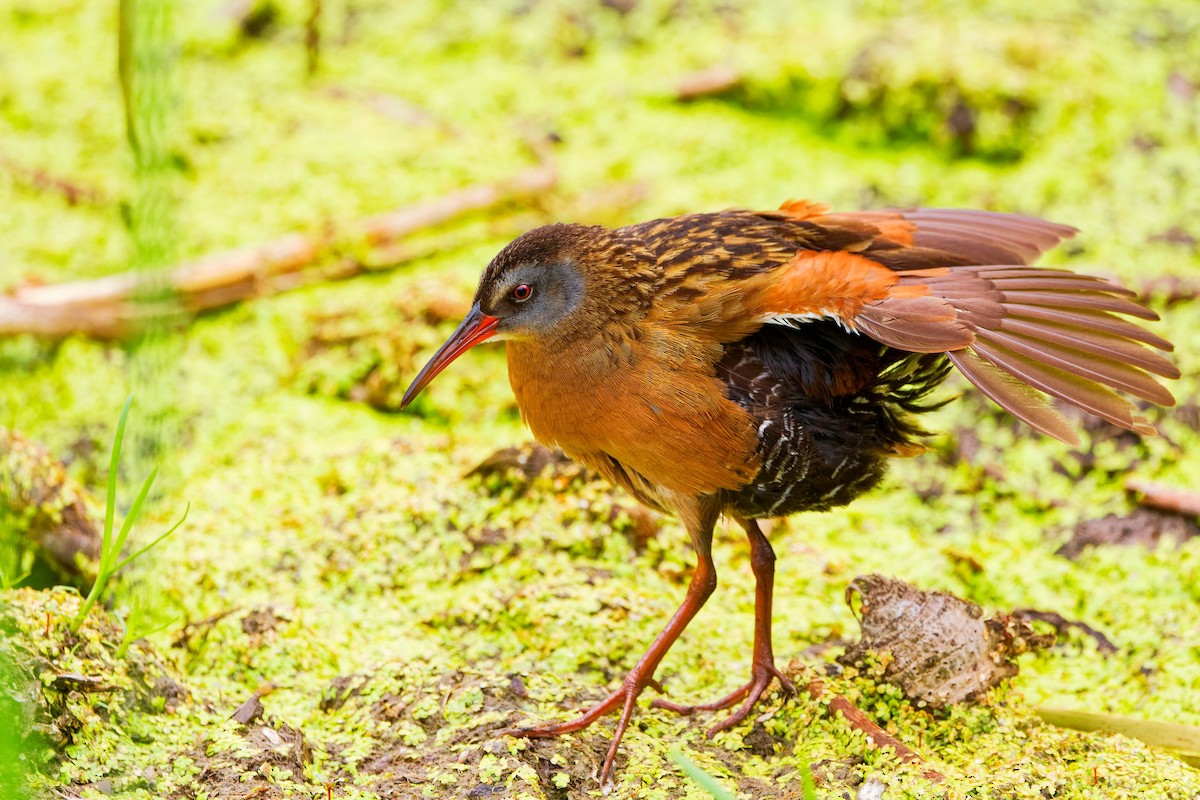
[979,329,1175,405]
[946,349,1079,443]
[1005,304,1174,350]
[910,222,1044,258]
[904,209,1077,240]
[999,290,1160,320]
[989,277,1139,295]
[997,317,1179,377]
[734,204,1172,439]
[970,339,1156,433]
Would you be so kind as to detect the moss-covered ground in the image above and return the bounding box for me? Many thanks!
[2,1,1199,797]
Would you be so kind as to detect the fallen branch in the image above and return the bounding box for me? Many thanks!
[804,677,945,782]
[0,157,557,339]
[1126,478,1200,517]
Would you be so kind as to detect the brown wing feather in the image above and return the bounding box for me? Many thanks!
[839,207,1078,266]
[996,317,1176,376]
[856,265,1176,440]
[1003,304,1173,350]
[970,339,1158,435]
[946,349,1078,442]
[631,200,1174,441]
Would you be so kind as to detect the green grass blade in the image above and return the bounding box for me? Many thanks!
[670,748,820,799]
[1037,706,1200,768]
[113,502,188,573]
[102,395,134,571]
[72,395,136,631]
[116,613,181,658]
[70,394,183,636]
[669,750,737,800]
[111,465,158,558]
[801,763,817,800]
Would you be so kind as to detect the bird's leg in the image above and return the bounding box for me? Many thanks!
[652,517,795,734]
[503,497,719,786]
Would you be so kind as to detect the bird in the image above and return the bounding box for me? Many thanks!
[400,199,1177,784]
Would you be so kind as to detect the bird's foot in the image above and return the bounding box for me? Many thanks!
[651,661,795,736]
[501,673,664,786]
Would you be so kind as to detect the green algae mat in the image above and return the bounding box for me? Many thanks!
[2,1,1200,798]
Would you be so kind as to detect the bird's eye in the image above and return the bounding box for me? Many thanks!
[512,284,533,302]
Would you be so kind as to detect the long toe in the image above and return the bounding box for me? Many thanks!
[651,683,750,716]
[499,685,628,739]
[501,671,659,786]
[652,662,794,732]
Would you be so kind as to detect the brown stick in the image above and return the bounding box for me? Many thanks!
[675,65,742,102]
[1125,478,1200,517]
[1135,274,1200,306]
[806,678,945,782]
[171,607,240,649]
[0,159,557,339]
[305,0,322,76]
[0,154,109,207]
[1013,609,1119,653]
[323,86,448,130]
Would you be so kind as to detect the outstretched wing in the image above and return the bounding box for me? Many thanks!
[737,203,1177,443]
[762,201,1079,268]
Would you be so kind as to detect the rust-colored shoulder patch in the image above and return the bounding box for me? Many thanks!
[872,218,917,246]
[777,199,832,220]
[757,250,913,323]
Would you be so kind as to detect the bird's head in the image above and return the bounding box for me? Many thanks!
[401,222,652,409]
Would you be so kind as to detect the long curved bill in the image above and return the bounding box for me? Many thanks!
[400,305,499,409]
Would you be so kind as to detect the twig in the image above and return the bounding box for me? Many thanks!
[323,86,452,132]
[49,673,118,693]
[119,0,137,156]
[0,158,557,339]
[805,677,945,782]
[305,0,322,76]
[1013,609,1119,653]
[675,65,742,102]
[1126,478,1200,517]
[1135,274,1200,306]
[230,682,279,724]
[171,607,239,648]
[0,155,109,207]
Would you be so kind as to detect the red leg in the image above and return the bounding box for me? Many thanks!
[653,517,795,734]
[502,497,720,786]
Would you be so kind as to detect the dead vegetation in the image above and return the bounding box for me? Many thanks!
[1,428,101,587]
[838,572,1054,705]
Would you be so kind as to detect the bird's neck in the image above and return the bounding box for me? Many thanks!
[506,324,639,384]
[504,326,640,442]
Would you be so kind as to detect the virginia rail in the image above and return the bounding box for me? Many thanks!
[401,200,1177,783]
